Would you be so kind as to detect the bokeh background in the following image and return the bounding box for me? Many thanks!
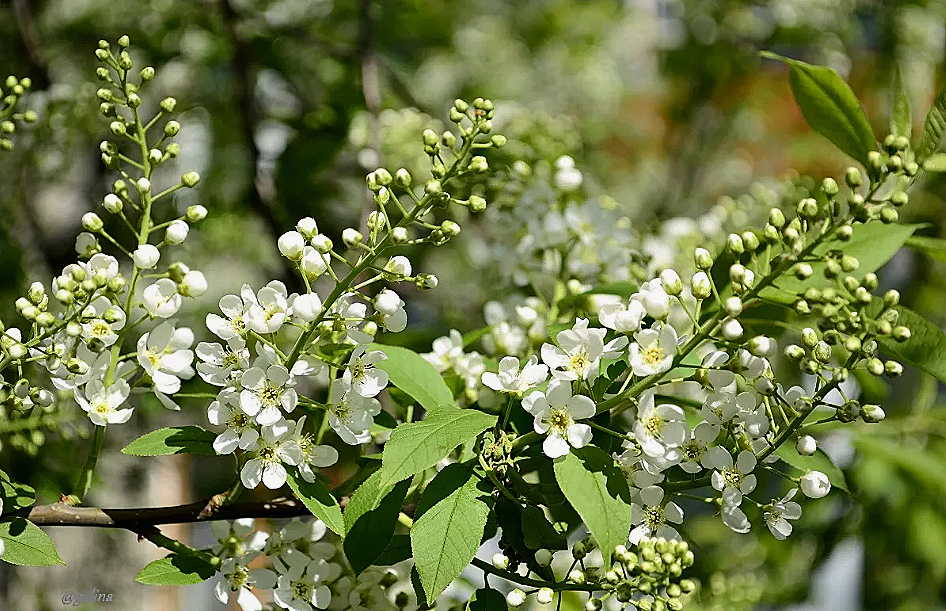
[1,0,945,610]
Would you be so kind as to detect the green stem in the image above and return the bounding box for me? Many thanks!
[72,426,106,499]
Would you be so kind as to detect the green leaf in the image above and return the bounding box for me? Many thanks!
[854,434,946,493]
[762,52,875,166]
[769,222,922,299]
[468,587,509,611]
[553,447,631,570]
[774,444,848,493]
[135,553,216,585]
[411,464,492,600]
[923,153,946,172]
[916,86,946,163]
[0,471,35,512]
[370,343,456,411]
[121,426,217,456]
[521,504,567,550]
[0,518,65,566]
[905,235,946,262]
[378,407,496,490]
[286,468,344,536]
[373,534,412,566]
[343,471,411,574]
[891,64,912,139]
[875,303,946,385]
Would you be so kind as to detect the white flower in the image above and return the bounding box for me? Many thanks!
[292,417,339,483]
[133,244,161,269]
[241,422,302,489]
[541,318,605,381]
[702,390,753,426]
[342,347,388,398]
[383,255,412,279]
[598,298,645,333]
[374,289,407,332]
[678,421,718,473]
[143,278,182,318]
[273,548,333,611]
[197,338,249,386]
[75,232,100,258]
[208,389,260,454]
[211,518,269,558]
[800,470,831,498]
[81,296,126,347]
[523,380,595,458]
[331,295,372,345]
[327,384,381,445]
[634,391,687,458]
[764,489,802,539]
[629,485,683,544]
[708,448,757,506]
[247,281,289,334]
[423,330,464,373]
[76,379,132,426]
[214,557,276,611]
[481,355,548,393]
[633,279,670,319]
[292,292,323,322]
[629,323,677,377]
[206,288,255,340]
[83,253,120,282]
[278,231,306,260]
[240,364,298,426]
[137,321,195,396]
[702,350,735,390]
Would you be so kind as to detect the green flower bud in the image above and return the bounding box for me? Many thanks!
[691,271,711,299]
[82,212,104,233]
[800,358,820,374]
[449,107,464,123]
[140,66,155,81]
[394,168,411,188]
[342,228,363,247]
[424,179,442,194]
[118,51,133,70]
[883,289,900,307]
[813,341,832,363]
[822,177,839,196]
[160,97,177,113]
[164,120,181,137]
[763,223,781,242]
[182,171,200,188]
[794,263,813,280]
[784,344,805,361]
[905,160,920,176]
[845,167,863,187]
[891,191,909,207]
[392,227,409,243]
[490,134,507,148]
[801,327,818,348]
[441,220,461,237]
[768,207,786,228]
[866,358,884,376]
[442,130,457,147]
[876,319,893,336]
[422,128,439,146]
[186,205,207,222]
[726,233,744,255]
[467,194,487,212]
[95,48,110,62]
[165,142,180,158]
[862,404,886,423]
[469,156,488,172]
[880,206,899,224]
[694,247,713,269]
[889,155,903,171]
[797,197,819,218]
[844,336,862,353]
[892,326,911,342]
[453,98,468,112]
[840,255,859,272]
[885,360,903,377]
[824,259,841,278]
[741,231,760,252]
[109,121,127,136]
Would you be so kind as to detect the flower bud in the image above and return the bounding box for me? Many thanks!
[292,293,323,322]
[536,588,553,604]
[383,256,412,280]
[748,335,775,357]
[822,177,839,196]
[160,97,177,113]
[103,193,123,214]
[186,205,208,223]
[691,271,711,299]
[813,341,832,363]
[491,134,507,148]
[182,171,200,188]
[741,231,760,252]
[659,269,682,296]
[374,289,402,316]
[800,471,831,498]
[165,220,189,244]
[394,168,411,188]
[278,231,305,260]
[424,179,442,194]
[729,263,746,284]
[883,289,900,308]
[506,589,526,608]
[797,435,817,456]
[585,598,603,611]
[797,197,819,218]
[295,217,318,239]
[784,344,805,360]
[127,93,141,108]
[468,194,487,212]
[177,270,207,297]
[723,296,742,316]
[861,404,886,423]
[491,552,509,570]
[726,233,745,255]
[342,228,363,247]
[164,120,181,137]
[392,227,409,244]
[415,273,438,290]
[302,248,329,277]
[794,262,813,280]
[422,128,439,146]
[884,360,903,377]
[891,191,909,207]
[311,234,333,253]
[469,156,488,173]
[441,220,461,237]
[845,167,863,188]
[881,206,899,223]
[694,247,713,270]
[768,207,786,228]
[892,326,911,342]
[801,327,818,348]
[133,244,160,269]
[82,212,104,233]
[722,318,743,340]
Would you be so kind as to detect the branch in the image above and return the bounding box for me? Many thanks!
[7,496,321,528]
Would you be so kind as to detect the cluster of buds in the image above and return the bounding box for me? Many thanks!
[0,75,36,151]
[599,538,696,610]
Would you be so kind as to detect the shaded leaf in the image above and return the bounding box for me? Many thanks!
[121,426,217,456]
[468,587,509,610]
[923,153,946,172]
[916,86,946,163]
[135,553,215,585]
[891,64,912,139]
[343,471,411,574]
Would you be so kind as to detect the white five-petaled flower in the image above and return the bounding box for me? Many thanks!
[634,391,687,458]
[197,338,250,387]
[210,518,269,559]
[707,447,758,506]
[598,298,646,333]
[721,504,751,533]
[246,281,290,334]
[678,421,719,473]
[207,287,256,341]
[240,421,302,489]
[214,557,276,611]
[327,383,382,445]
[142,278,182,318]
[523,380,595,458]
[629,323,677,377]
[423,330,464,373]
[292,416,340,483]
[629,485,684,544]
[342,347,388,398]
[272,547,333,611]
[481,355,549,393]
[764,488,802,540]
[80,296,126,348]
[208,389,260,454]
[541,318,609,381]
[76,379,132,426]
[136,321,195,396]
[240,364,298,426]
